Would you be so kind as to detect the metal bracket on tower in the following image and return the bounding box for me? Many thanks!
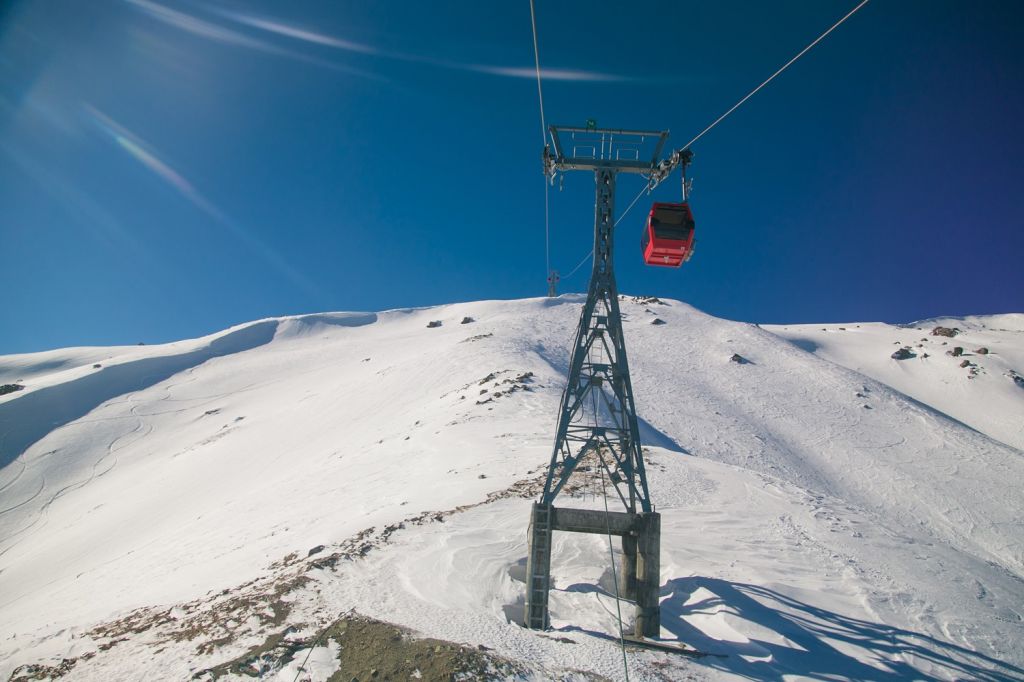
[648,146,693,191]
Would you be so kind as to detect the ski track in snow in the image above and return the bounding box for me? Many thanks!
[0,298,1022,681]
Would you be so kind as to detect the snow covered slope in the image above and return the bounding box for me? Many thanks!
[1,297,1022,681]
[765,314,1024,451]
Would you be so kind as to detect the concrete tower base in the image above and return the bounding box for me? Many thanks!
[524,503,661,637]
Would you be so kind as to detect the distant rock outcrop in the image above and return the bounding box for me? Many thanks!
[931,326,960,338]
[891,347,916,360]
[629,295,666,306]
[0,383,24,396]
[426,320,442,328]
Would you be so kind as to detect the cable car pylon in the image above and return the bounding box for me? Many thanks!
[547,269,560,297]
[525,124,691,637]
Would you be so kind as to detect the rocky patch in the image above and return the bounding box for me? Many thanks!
[626,295,666,306]
[0,383,24,396]
[9,658,87,681]
[192,613,532,681]
[17,470,588,681]
[476,372,535,405]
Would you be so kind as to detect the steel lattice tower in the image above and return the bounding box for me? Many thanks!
[540,166,651,512]
[525,125,686,637]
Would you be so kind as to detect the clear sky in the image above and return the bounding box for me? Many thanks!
[2,0,1022,354]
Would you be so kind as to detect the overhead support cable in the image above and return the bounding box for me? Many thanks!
[562,249,593,281]
[678,0,870,154]
[614,183,649,228]
[562,179,649,280]
[528,0,547,145]
[529,0,553,285]
[645,0,872,195]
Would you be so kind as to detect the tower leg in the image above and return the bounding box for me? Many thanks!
[634,512,661,637]
[524,503,553,629]
[620,534,638,601]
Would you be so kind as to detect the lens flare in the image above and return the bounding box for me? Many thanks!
[85,104,321,296]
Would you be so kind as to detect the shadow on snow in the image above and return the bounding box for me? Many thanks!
[659,577,1023,681]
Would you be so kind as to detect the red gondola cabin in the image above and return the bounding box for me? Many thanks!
[641,202,696,267]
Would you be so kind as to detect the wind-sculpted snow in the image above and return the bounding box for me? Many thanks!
[0,321,278,472]
[272,312,378,340]
[0,297,1021,681]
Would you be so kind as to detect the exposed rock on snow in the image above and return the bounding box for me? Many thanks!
[475,372,535,405]
[891,347,915,360]
[629,295,665,306]
[193,614,525,682]
[0,382,23,396]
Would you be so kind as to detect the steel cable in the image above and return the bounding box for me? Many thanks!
[678,0,870,153]
[529,0,552,282]
[562,248,593,281]
[601,459,630,681]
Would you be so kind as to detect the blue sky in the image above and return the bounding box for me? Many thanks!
[1,0,1022,353]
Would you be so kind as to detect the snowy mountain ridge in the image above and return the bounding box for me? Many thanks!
[1,296,1022,681]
